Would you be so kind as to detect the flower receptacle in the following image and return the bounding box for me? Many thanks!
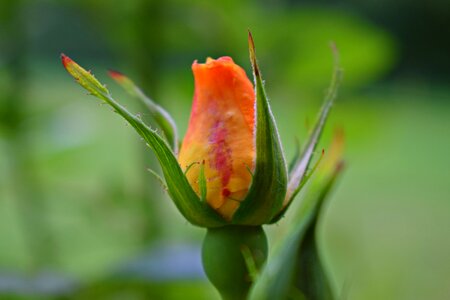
[202,225,268,300]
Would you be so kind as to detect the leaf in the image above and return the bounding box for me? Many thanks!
[294,216,334,300]
[271,43,343,223]
[109,70,179,154]
[248,161,344,300]
[62,54,226,228]
[231,31,288,225]
[293,141,345,300]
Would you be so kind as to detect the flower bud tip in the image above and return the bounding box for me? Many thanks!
[61,53,73,68]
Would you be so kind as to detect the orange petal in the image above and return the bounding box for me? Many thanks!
[178,57,255,220]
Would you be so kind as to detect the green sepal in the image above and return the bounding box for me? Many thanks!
[270,43,343,223]
[108,70,179,154]
[232,31,288,225]
[248,162,344,300]
[62,54,226,228]
[198,160,207,202]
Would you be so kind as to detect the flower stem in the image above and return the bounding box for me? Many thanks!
[202,225,268,300]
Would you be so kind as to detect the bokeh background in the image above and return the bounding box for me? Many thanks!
[0,0,449,299]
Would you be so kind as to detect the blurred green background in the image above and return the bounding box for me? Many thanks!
[0,0,449,299]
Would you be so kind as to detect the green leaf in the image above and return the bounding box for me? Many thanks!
[62,54,226,228]
[248,162,344,300]
[271,43,343,223]
[294,217,334,300]
[231,31,288,225]
[109,70,179,153]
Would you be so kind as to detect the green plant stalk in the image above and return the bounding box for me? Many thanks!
[202,226,268,300]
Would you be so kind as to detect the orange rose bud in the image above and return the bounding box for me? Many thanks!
[178,57,255,220]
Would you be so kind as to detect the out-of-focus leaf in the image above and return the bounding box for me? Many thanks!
[62,54,226,228]
[294,214,333,300]
[109,70,179,154]
[261,9,396,91]
[232,32,288,225]
[294,130,344,300]
[249,160,344,300]
[250,130,344,299]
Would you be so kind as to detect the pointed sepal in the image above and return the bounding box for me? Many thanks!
[61,54,108,98]
[232,31,288,225]
[62,54,225,228]
[271,43,343,223]
[109,70,179,154]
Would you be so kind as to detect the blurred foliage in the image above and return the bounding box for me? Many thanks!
[0,0,449,299]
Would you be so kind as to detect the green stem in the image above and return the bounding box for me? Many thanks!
[202,226,268,300]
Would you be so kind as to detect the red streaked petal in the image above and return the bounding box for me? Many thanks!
[178,57,255,220]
